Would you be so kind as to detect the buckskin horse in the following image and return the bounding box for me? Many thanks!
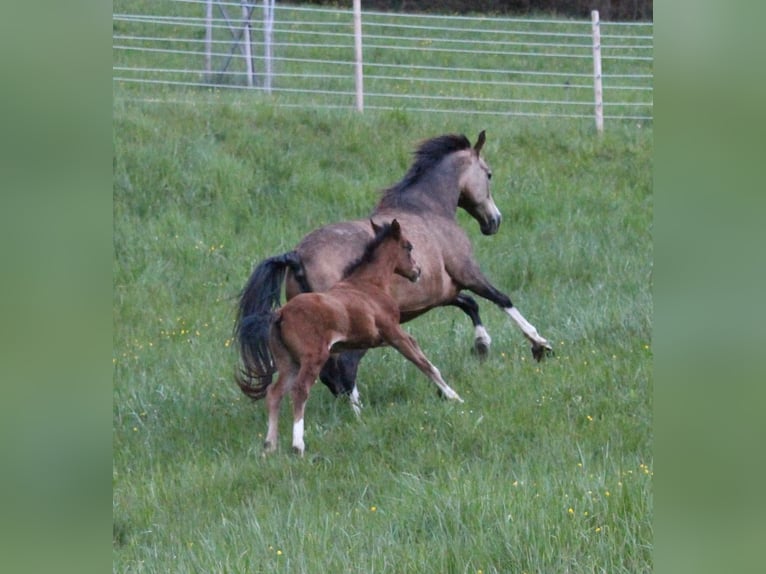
[235,130,551,410]
[236,220,463,455]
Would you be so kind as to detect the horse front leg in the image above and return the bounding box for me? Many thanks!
[319,350,367,416]
[463,277,553,361]
[385,327,464,403]
[446,293,492,357]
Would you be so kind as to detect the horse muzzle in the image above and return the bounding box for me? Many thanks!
[480,213,502,235]
[408,266,422,283]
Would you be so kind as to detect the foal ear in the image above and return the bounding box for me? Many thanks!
[474,130,486,153]
[390,219,401,238]
[370,218,382,234]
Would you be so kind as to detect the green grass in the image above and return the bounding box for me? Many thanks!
[114,4,652,573]
[113,99,652,572]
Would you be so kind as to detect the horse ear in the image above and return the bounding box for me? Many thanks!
[474,130,486,153]
[390,219,401,237]
[370,218,382,234]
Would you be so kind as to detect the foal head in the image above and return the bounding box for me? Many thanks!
[350,219,420,283]
[378,219,419,282]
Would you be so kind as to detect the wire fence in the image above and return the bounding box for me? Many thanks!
[113,0,653,125]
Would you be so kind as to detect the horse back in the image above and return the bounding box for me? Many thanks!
[286,220,373,297]
[286,212,475,318]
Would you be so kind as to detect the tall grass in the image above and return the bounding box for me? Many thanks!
[114,4,652,573]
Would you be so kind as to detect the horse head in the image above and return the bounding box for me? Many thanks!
[457,130,502,235]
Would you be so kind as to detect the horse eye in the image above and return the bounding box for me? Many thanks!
[487,172,492,180]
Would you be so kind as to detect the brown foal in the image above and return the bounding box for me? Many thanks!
[237,219,463,455]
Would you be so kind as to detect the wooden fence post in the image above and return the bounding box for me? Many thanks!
[591,10,604,133]
[353,0,364,112]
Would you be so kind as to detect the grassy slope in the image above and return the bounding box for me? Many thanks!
[113,97,652,573]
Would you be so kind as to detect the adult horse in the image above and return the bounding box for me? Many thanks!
[235,130,552,405]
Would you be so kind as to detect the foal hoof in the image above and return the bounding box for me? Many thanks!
[531,343,554,362]
[436,388,464,403]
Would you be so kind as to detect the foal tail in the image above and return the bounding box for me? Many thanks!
[235,311,276,400]
[234,251,310,400]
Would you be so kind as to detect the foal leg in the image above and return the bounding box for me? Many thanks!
[446,293,492,357]
[385,327,464,403]
[264,369,291,454]
[290,358,324,456]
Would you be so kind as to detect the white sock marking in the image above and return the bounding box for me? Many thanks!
[292,418,305,453]
[505,307,550,347]
[474,325,491,347]
[350,386,362,417]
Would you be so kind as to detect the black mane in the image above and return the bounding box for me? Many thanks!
[378,133,471,209]
[342,221,396,278]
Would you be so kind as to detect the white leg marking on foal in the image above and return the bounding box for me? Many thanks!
[505,307,550,347]
[350,386,362,417]
[430,365,464,403]
[474,325,492,347]
[292,418,305,453]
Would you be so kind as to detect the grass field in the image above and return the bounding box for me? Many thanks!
[113,4,652,573]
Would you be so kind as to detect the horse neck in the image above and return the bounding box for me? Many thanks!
[374,155,463,219]
[345,241,399,292]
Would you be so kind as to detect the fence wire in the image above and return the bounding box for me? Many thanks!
[113,1,653,123]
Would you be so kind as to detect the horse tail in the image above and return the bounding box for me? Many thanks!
[237,251,311,319]
[235,311,275,400]
[234,251,310,400]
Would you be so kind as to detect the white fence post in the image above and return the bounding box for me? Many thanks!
[591,10,604,133]
[263,0,274,93]
[205,0,213,81]
[353,0,364,112]
[242,1,254,87]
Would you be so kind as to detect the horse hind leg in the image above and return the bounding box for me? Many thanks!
[262,321,300,454]
[263,369,291,454]
[290,358,325,456]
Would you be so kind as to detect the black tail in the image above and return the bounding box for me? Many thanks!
[235,311,276,400]
[234,251,310,400]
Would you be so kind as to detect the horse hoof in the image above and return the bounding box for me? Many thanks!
[472,339,490,358]
[531,343,554,362]
[292,446,306,457]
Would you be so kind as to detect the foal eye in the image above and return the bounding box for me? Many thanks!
[487,172,492,180]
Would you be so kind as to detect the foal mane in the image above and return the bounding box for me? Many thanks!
[342,221,397,278]
[378,134,472,210]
